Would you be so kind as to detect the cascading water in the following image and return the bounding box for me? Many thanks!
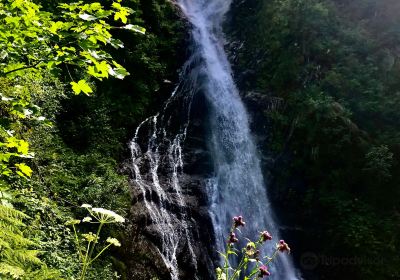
[130,0,299,279]
[178,0,298,278]
[129,58,199,280]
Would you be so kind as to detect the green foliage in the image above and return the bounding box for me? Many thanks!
[0,0,144,190]
[0,0,153,278]
[0,0,145,92]
[0,0,145,181]
[0,192,61,280]
[16,191,80,279]
[31,127,131,215]
[0,0,184,278]
[0,76,38,178]
[364,145,394,181]
[228,0,400,278]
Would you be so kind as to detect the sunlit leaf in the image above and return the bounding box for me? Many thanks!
[79,13,97,21]
[114,11,128,24]
[70,80,93,95]
[15,163,32,177]
[121,24,146,34]
[109,38,124,49]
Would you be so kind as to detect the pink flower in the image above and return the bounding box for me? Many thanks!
[261,231,272,242]
[277,240,291,253]
[233,216,246,228]
[258,265,271,277]
[228,232,239,244]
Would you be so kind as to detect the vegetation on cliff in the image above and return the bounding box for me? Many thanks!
[228,0,400,279]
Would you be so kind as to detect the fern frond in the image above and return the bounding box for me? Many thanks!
[0,200,60,279]
[0,237,12,250]
[3,249,42,266]
[0,220,23,234]
[0,227,36,247]
[0,262,25,279]
[23,265,63,280]
[0,205,29,223]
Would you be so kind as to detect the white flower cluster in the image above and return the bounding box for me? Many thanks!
[82,216,92,223]
[106,237,121,247]
[92,208,125,223]
[81,204,125,224]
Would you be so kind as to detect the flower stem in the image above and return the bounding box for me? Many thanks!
[80,241,92,280]
[80,223,104,280]
[264,249,279,266]
[88,222,104,260]
[88,244,112,265]
[229,255,245,280]
[247,249,279,278]
[72,224,83,262]
[224,245,230,278]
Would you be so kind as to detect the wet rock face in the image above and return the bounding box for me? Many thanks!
[128,179,216,279]
[126,91,218,280]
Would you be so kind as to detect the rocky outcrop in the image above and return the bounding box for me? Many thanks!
[125,90,217,280]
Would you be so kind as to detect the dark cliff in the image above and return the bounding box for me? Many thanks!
[224,0,400,279]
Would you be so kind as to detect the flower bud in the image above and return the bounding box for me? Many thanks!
[261,231,272,242]
[277,240,291,253]
[233,216,246,228]
[258,265,270,277]
[228,232,239,244]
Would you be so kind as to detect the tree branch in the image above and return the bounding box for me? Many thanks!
[2,60,43,76]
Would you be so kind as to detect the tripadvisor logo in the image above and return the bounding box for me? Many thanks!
[300,252,383,270]
[300,252,319,270]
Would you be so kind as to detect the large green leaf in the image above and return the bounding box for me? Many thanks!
[70,80,93,95]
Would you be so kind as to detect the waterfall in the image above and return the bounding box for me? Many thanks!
[130,0,299,279]
[178,0,298,279]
